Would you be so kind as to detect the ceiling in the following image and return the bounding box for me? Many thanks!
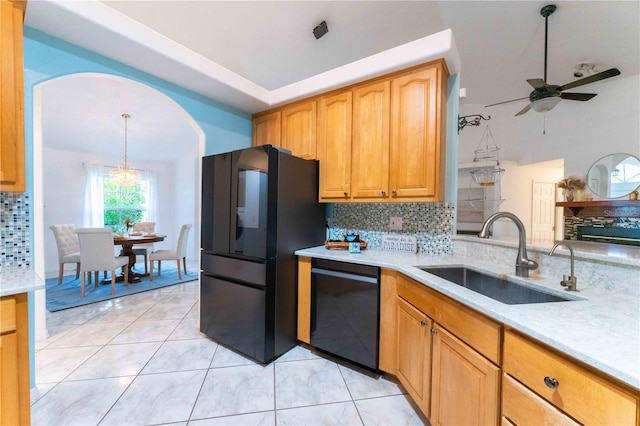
[25,1,639,163]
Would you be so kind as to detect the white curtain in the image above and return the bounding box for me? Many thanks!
[83,163,105,227]
[144,169,159,222]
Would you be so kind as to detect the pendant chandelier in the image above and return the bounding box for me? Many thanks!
[109,113,141,186]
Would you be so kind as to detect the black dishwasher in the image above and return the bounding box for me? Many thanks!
[310,258,380,370]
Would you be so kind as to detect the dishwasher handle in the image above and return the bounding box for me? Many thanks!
[311,267,378,284]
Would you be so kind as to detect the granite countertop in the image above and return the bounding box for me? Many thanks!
[295,243,640,391]
[0,268,46,296]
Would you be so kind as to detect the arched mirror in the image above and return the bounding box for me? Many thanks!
[586,153,640,199]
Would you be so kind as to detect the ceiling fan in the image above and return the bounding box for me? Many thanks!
[486,4,621,116]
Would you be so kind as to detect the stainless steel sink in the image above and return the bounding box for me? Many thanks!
[417,266,575,305]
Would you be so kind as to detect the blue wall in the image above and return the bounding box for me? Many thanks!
[22,27,253,262]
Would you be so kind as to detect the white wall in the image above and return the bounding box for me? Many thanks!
[42,147,199,277]
[458,74,639,238]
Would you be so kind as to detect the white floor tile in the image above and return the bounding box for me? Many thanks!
[355,395,426,425]
[191,364,275,419]
[276,401,363,425]
[101,370,206,425]
[35,345,102,383]
[189,411,275,425]
[209,344,258,368]
[66,342,162,380]
[30,376,134,426]
[109,319,180,344]
[167,316,205,340]
[338,364,404,400]
[45,322,130,348]
[275,359,351,409]
[142,338,217,374]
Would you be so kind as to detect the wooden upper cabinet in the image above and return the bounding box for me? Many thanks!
[352,80,390,200]
[318,90,352,200]
[0,0,26,192]
[281,100,317,160]
[252,110,281,147]
[390,64,446,201]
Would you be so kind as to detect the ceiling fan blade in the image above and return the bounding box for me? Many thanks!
[560,92,597,101]
[515,103,532,116]
[560,68,621,91]
[527,79,546,89]
[485,96,529,108]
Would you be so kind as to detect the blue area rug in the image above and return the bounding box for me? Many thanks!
[46,265,198,312]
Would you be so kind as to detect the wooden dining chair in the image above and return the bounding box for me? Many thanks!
[149,224,192,281]
[75,228,129,297]
[49,224,81,284]
[132,221,156,274]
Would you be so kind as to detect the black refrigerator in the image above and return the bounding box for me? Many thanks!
[200,145,325,363]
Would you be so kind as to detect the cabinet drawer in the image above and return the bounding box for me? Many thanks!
[397,275,501,364]
[502,374,579,425]
[1,297,17,334]
[504,330,638,425]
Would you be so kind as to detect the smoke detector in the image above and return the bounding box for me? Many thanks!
[573,62,596,78]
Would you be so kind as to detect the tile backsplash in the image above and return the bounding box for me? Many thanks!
[564,216,640,240]
[328,202,455,254]
[0,192,30,269]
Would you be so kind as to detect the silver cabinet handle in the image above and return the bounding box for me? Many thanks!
[392,190,397,196]
[381,191,386,196]
[343,192,348,197]
[430,329,437,335]
[544,376,559,389]
[420,320,427,327]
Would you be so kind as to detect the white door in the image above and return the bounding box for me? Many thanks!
[531,181,556,241]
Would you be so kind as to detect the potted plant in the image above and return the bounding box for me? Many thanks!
[557,176,586,202]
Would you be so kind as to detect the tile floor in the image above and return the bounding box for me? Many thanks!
[31,277,427,425]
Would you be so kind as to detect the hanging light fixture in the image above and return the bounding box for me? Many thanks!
[109,113,141,186]
[469,125,505,187]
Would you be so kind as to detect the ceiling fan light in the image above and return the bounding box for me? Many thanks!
[531,97,561,113]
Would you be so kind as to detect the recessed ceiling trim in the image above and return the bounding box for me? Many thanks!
[270,29,461,107]
[26,0,460,114]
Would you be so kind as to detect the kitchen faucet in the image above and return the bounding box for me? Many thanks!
[478,212,539,277]
[549,242,578,291]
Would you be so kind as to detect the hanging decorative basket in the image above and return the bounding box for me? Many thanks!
[470,125,505,186]
[470,167,505,186]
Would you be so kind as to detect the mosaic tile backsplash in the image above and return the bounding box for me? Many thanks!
[564,216,640,240]
[0,192,30,269]
[328,202,455,254]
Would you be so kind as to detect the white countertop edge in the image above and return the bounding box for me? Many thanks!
[295,246,640,391]
[0,269,46,296]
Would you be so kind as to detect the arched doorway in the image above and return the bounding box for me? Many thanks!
[32,73,204,340]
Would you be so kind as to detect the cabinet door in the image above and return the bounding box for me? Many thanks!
[252,111,281,147]
[396,296,432,416]
[318,91,352,200]
[390,65,443,200]
[281,101,317,160]
[431,324,500,426]
[352,80,390,199]
[0,0,26,192]
[0,333,20,425]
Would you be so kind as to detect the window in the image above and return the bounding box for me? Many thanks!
[103,177,149,233]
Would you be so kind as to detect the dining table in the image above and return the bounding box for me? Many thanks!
[112,233,166,283]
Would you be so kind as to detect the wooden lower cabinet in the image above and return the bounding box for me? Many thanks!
[0,293,30,425]
[503,330,639,425]
[431,324,500,425]
[392,273,501,425]
[396,296,432,416]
